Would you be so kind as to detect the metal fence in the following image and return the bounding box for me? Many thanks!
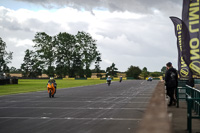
[176,80,188,107]
[185,85,200,133]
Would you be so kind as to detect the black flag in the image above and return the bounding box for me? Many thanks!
[182,0,200,77]
[170,16,190,78]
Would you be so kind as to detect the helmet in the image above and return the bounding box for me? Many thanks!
[50,77,54,80]
[108,76,110,78]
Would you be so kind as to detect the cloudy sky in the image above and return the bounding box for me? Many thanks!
[0,0,183,72]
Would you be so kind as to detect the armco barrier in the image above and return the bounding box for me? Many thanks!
[126,77,134,80]
[100,78,113,80]
[63,78,75,80]
[87,78,100,80]
[75,78,87,80]
[113,78,127,80]
[153,78,161,80]
[136,81,171,133]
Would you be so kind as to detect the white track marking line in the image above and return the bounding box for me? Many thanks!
[0,107,146,110]
[0,116,142,121]
[0,100,149,104]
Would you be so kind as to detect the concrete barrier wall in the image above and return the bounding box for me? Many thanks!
[136,81,171,133]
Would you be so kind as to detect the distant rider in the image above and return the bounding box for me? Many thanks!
[119,76,122,82]
[107,76,111,86]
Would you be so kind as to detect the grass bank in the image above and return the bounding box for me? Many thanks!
[0,79,108,96]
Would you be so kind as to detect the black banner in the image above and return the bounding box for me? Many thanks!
[182,0,200,77]
[170,16,190,78]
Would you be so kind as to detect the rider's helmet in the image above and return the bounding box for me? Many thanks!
[50,77,54,81]
[108,76,110,78]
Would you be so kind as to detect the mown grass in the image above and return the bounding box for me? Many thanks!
[0,79,108,96]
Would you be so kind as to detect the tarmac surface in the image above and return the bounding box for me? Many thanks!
[0,80,158,133]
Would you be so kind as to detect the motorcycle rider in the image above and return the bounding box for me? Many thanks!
[47,77,57,93]
[119,76,122,82]
[107,76,111,86]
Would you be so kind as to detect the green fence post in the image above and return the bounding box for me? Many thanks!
[187,97,192,133]
[177,87,179,108]
[198,92,200,116]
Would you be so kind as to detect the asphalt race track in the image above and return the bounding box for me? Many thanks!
[0,80,158,133]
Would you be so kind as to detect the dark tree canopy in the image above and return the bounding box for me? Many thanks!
[21,49,42,77]
[95,54,102,77]
[150,71,162,77]
[75,31,99,77]
[141,67,149,79]
[0,37,13,73]
[161,66,167,74]
[54,32,76,78]
[126,65,141,79]
[25,31,101,78]
[106,63,118,77]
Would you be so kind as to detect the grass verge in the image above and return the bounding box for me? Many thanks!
[0,79,108,96]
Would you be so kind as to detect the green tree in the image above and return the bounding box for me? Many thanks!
[141,67,149,79]
[21,49,33,77]
[161,66,167,74]
[21,49,42,77]
[161,66,167,78]
[55,32,76,78]
[71,52,84,78]
[75,31,99,77]
[95,54,102,78]
[33,32,56,77]
[150,71,161,77]
[0,37,13,73]
[10,67,17,73]
[106,63,118,77]
[10,67,21,73]
[32,31,101,78]
[126,65,142,79]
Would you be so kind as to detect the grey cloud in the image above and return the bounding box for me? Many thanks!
[0,14,31,32]
[68,22,89,34]
[1,17,62,36]
[24,18,61,35]
[95,14,177,61]
[0,7,60,34]
[15,0,182,15]
[0,12,61,37]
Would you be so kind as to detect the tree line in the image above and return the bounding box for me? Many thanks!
[0,37,13,73]
[22,31,102,78]
[0,31,165,79]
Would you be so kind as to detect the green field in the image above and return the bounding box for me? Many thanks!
[0,79,108,96]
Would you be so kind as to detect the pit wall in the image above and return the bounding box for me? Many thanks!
[136,81,172,133]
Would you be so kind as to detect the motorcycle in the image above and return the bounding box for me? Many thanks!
[47,82,56,98]
[107,80,111,86]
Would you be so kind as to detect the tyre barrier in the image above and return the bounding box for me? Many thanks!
[0,78,18,85]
